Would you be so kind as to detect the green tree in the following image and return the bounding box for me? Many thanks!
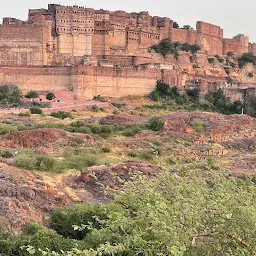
[238,52,256,68]
[0,84,21,105]
[190,44,201,53]
[182,24,193,30]
[46,92,56,100]
[173,21,179,28]
[147,117,164,131]
[181,43,191,52]
[25,91,39,99]
[151,39,178,58]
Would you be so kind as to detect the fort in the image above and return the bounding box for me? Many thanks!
[1,4,256,100]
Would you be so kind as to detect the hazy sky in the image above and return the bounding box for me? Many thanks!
[1,0,256,41]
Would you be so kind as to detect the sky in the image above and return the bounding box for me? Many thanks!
[1,0,256,42]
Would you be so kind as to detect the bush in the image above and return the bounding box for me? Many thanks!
[34,155,57,172]
[30,107,43,115]
[151,38,178,58]
[18,112,31,117]
[0,151,13,158]
[147,118,164,131]
[46,92,55,100]
[63,154,98,170]
[50,204,106,240]
[102,147,111,153]
[13,152,58,172]
[122,126,142,137]
[51,111,72,119]
[25,91,39,99]
[208,57,215,64]
[248,72,254,78]
[189,118,205,133]
[238,52,256,68]
[91,104,99,112]
[111,103,126,109]
[128,152,137,158]
[70,121,84,128]
[0,125,18,135]
[89,124,113,137]
[0,84,21,104]
[139,150,154,161]
[227,51,234,57]
[13,152,36,170]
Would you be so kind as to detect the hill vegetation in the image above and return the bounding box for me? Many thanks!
[0,82,256,255]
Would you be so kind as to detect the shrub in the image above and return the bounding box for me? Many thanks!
[111,103,126,109]
[89,124,113,137]
[50,204,106,240]
[13,152,58,172]
[189,118,205,133]
[166,157,177,165]
[151,39,178,58]
[63,154,98,170]
[18,112,31,117]
[189,55,195,63]
[128,152,137,158]
[0,125,18,135]
[70,121,85,128]
[173,21,179,28]
[0,151,13,158]
[139,150,154,161]
[182,24,193,30]
[31,101,41,107]
[208,57,215,64]
[122,126,142,137]
[0,84,21,104]
[181,43,191,52]
[227,51,234,57]
[13,152,36,170]
[34,155,57,172]
[91,104,99,112]
[248,72,254,78]
[190,45,200,53]
[30,107,43,115]
[147,118,164,131]
[46,92,55,100]
[215,55,224,63]
[25,90,39,99]
[51,111,72,119]
[238,52,256,68]
[102,147,111,153]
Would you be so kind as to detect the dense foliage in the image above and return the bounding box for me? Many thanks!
[46,92,56,101]
[238,52,256,68]
[25,91,39,99]
[148,81,247,116]
[0,84,21,105]
[2,168,256,255]
[151,39,200,59]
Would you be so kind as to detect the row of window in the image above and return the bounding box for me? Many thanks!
[128,31,159,39]
[57,27,94,33]
[59,19,93,24]
[57,10,92,15]
[115,24,126,28]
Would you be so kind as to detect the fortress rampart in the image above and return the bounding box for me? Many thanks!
[1,3,254,67]
[0,4,255,100]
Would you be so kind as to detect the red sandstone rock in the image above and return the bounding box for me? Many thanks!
[0,128,98,155]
